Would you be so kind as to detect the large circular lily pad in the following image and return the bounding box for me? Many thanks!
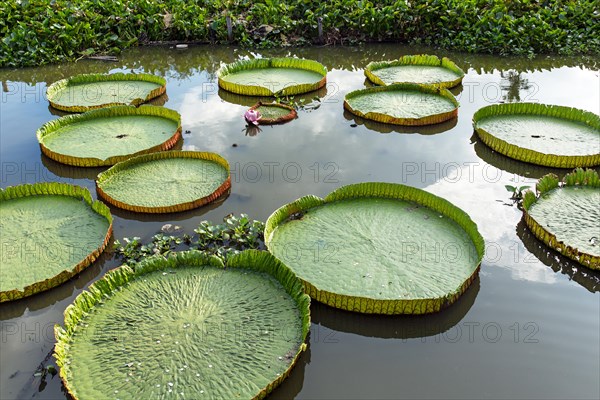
[344,83,459,126]
[96,151,231,213]
[218,58,327,96]
[0,183,112,302]
[473,103,600,168]
[54,250,310,400]
[265,182,484,314]
[523,169,600,270]
[365,55,464,88]
[37,105,181,167]
[47,73,167,112]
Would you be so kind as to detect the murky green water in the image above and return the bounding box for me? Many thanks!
[1,44,599,399]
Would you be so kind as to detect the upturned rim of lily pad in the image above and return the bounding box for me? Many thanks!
[522,168,600,270]
[365,54,465,88]
[46,72,167,112]
[344,83,459,126]
[264,182,485,315]
[0,182,113,303]
[53,250,311,400]
[217,57,327,96]
[36,105,182,167]
[96,150,231,214]
[473,102,600,168]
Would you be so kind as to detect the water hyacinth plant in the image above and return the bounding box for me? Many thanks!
[114,214,266,266]
[2,1,598,67]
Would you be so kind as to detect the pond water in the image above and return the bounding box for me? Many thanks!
[1,44,599,399]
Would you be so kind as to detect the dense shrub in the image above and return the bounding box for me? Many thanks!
[1,0,598,67]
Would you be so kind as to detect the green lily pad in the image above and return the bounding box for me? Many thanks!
[248,102,297,124]
[37,105,181,167]
[473,103,600,168]
[344,83,459,126]
[47,73,167,112]
[0,183,112,302]
[54,250,310,400]
[523,169,600,270]
[365,55,464,88]
[218,58,327,96]
[96,151,231,213]
[265,182,484,314]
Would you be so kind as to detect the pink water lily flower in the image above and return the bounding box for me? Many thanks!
[244,109,261,125]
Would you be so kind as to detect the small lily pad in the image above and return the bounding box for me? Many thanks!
[247,102,297,125]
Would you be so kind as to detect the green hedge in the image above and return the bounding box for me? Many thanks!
[2,0,598,67]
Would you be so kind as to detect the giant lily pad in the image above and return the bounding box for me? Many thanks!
[37,105,181,167]
[523,169,600,270]
[473,103,600,168]
[96,151,231,213]
[265,182,484,314]
[47,73,167,112]
[516,220,600,293]
[54,250,310,399]
[344,83,459,126]
[365,55,464,88]
[217,58,327,96]
[0,183,112,302]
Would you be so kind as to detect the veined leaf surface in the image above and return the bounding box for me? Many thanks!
[54,251,310,400]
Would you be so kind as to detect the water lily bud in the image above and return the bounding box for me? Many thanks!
[244,109,261,125]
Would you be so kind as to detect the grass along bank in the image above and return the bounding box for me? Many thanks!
[1,0,599,67]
